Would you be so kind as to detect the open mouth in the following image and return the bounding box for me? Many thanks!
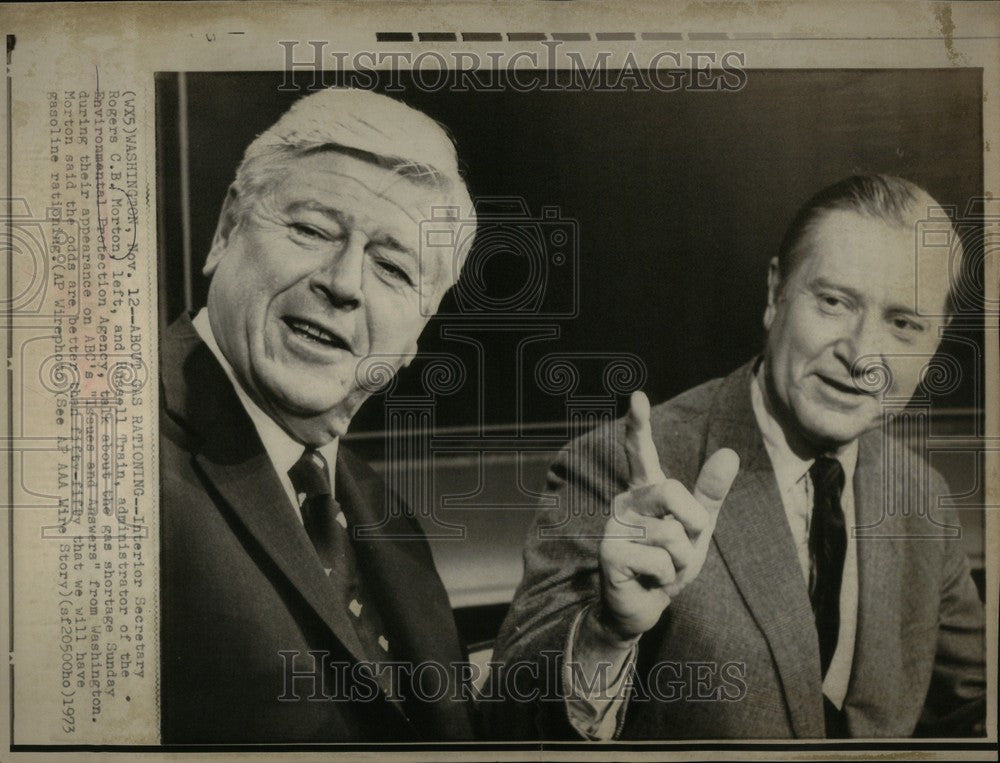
[282,317,350,352]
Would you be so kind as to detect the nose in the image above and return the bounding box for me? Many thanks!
[310,233,365,308]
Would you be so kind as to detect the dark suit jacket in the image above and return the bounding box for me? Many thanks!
[159,314,474,743]
[488,360,985,739]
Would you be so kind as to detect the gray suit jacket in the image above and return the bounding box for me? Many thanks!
[488,360,984,739]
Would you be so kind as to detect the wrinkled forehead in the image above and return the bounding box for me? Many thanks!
[256,149,475,289]
[235,88,477,280]
[796,206,958,313]
[247,144,461,204]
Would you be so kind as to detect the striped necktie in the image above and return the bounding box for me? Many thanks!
[288,448,393,662]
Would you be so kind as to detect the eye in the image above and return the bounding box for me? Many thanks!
[892,316,923,333]
[374,257,415,287]
[290,222,327,241]
[817,292,848,314]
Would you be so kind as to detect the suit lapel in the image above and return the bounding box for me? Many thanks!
[842,431,901,735]
[335,444,473,736]
[703,362,826,737]
[161,315,372,669]
[336,448,452,663]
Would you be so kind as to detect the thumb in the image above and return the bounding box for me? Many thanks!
[625,391,665,489]
[692,448,740,522]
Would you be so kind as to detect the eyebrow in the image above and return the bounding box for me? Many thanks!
[885,304,925,320]
[378,234,417,260]
[286,200,417,259]
[809,277,863,304]
[810,277,924,318]
[286,200,352,228]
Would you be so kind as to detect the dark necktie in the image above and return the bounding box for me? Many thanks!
[288,449,392,663]
[808,456,847,679]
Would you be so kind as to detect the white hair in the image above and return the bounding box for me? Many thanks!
[232,87,476,272]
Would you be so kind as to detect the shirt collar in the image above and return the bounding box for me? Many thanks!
[750,363,858,493]
[192,308,339,487]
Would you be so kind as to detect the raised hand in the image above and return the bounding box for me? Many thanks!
[597,391,740,643]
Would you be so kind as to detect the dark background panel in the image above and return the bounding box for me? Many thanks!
[155,69,986,618]
[156,69,984,435]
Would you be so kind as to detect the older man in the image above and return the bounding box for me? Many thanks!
[489,174,985,739]
[159,88,476,742]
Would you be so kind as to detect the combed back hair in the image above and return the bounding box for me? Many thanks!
[230,87,476,270]
[776,174,961,316]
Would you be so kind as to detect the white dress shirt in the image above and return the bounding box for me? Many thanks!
[192,308,339,521]
[750,367,859,710]
[563,604,637,739]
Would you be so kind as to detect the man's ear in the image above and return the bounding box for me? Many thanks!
[763,256,781,331]
[203,184,241,276]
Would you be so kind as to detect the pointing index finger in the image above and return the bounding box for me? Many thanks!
[625,391,665,489]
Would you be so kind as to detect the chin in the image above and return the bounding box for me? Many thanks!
[275,387,349,419]
[253,368,343,416]
[801,414,876,450]
[271,390,355,436]
[277,409,354,446]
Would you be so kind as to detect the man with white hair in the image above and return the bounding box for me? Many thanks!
[159,88,476,742]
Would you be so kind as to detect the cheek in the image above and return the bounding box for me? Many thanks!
[770,320,808,376]
[783,307,835,367]
[365,295,426,353]
[785,329,820,370]
[247,236,295,284]
[240,235,313,307]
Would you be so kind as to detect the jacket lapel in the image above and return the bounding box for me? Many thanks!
[842,431,902,735]
[335,446,473,736]
[704,362,826,737]
[336,447,458,666]
[161,315,372,669]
